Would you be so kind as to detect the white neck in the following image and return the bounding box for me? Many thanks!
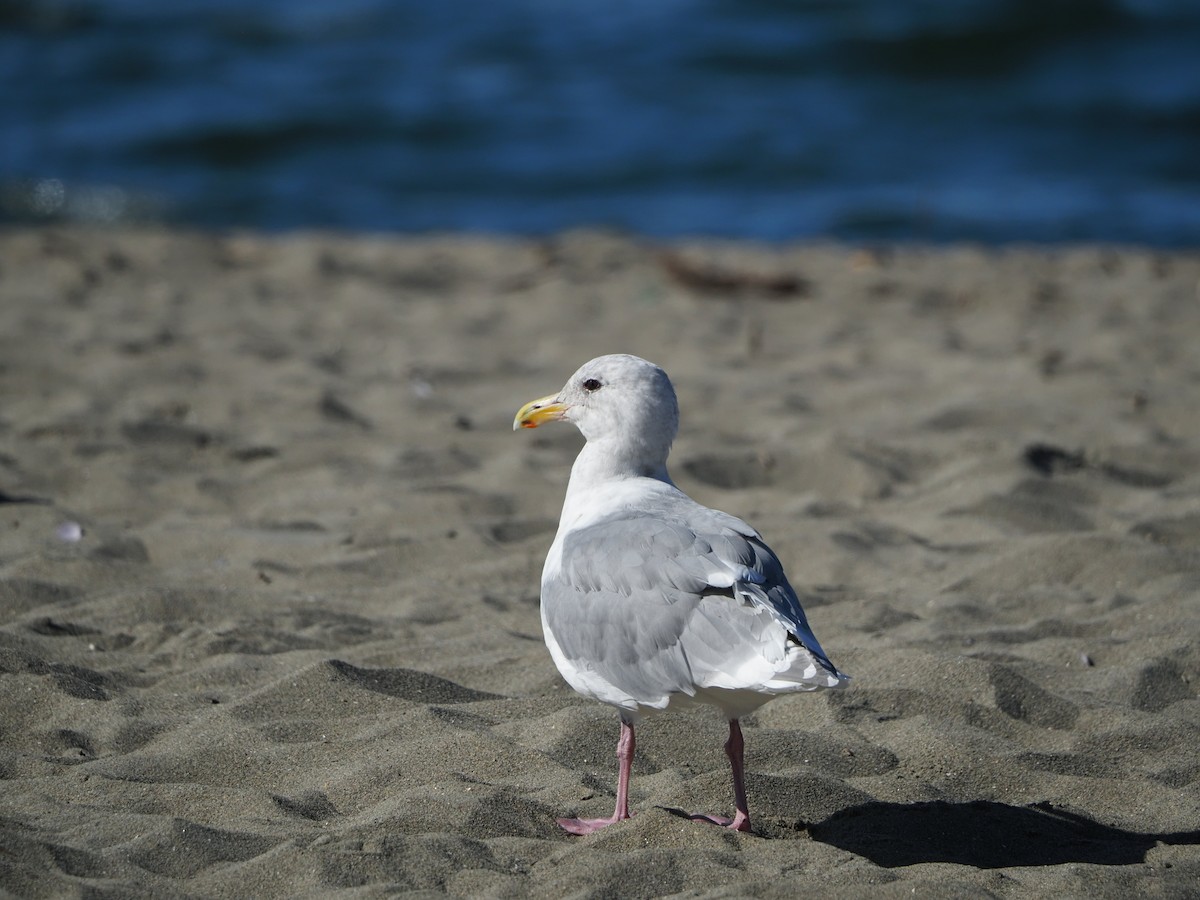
[559,437,674,524]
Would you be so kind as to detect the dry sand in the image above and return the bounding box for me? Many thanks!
[1,227,1198,898]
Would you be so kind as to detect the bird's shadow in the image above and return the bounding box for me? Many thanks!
[805,799,1200,869]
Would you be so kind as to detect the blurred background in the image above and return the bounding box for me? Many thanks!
[3,0,1199,245]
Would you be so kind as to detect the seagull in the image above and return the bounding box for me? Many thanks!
[514,354,847,835]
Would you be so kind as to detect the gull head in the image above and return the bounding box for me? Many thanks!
[514,354,680,467]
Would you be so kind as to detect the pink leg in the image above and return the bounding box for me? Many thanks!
[558,720,635,835]
[725,719,751,832]
[689,719,752,832]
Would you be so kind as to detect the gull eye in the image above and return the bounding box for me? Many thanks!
[582,378,602,392]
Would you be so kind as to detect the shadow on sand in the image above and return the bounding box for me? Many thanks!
[809,800,1200,868]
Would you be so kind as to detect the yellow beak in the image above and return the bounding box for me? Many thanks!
[513,393,568,430]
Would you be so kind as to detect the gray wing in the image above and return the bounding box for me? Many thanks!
[542,498,841,703]
[712,515,842,679]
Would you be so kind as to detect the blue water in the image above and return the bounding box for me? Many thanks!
[3,0,1200,245]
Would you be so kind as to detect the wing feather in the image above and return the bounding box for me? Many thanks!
[540,494,843,710]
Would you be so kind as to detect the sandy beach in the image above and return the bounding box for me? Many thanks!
[1,227,1198,898]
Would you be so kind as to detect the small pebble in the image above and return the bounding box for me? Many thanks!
[55,521,84,542]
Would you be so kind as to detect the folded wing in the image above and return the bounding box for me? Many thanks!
[541,495,843,711]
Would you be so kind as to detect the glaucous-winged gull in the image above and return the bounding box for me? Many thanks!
[514,354,846,834]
